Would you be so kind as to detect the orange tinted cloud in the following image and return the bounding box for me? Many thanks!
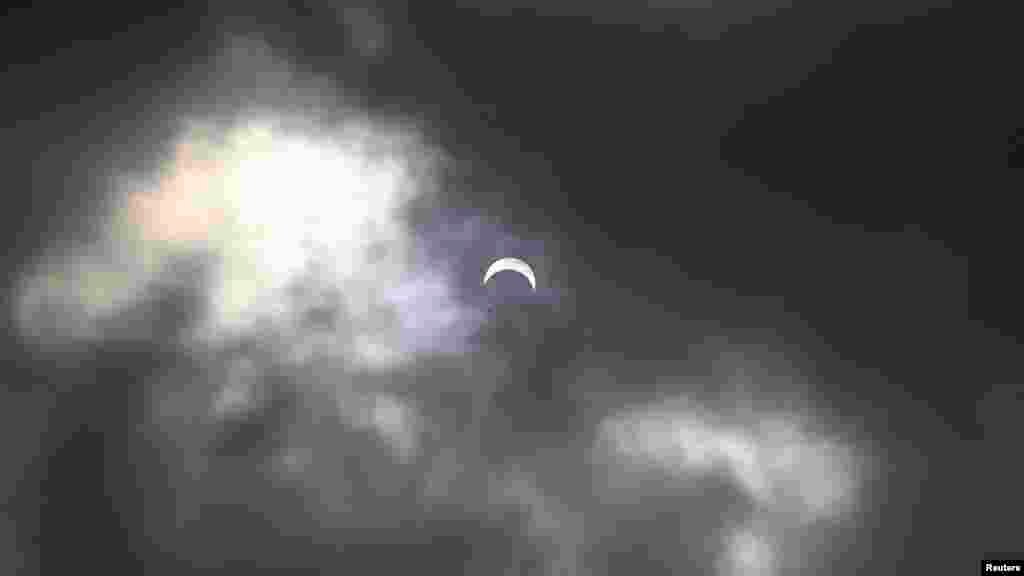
[128,140,226,246]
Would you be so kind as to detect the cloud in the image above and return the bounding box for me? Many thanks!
[595,382,860,576]
[333,1,396,58]
[12,32,869,576]
[14,36,480,373]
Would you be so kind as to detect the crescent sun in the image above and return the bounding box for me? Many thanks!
[483,257,537,291]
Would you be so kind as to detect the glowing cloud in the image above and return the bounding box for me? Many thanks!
[16,116,481,371]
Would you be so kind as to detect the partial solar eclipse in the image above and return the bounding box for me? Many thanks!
[483,257,537,291]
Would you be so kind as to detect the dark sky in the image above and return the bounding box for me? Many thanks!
[2,0,1021,572]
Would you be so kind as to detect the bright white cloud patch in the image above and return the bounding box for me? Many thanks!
[15,116,479,372]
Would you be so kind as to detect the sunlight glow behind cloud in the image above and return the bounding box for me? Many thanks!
[16,116,480,371]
